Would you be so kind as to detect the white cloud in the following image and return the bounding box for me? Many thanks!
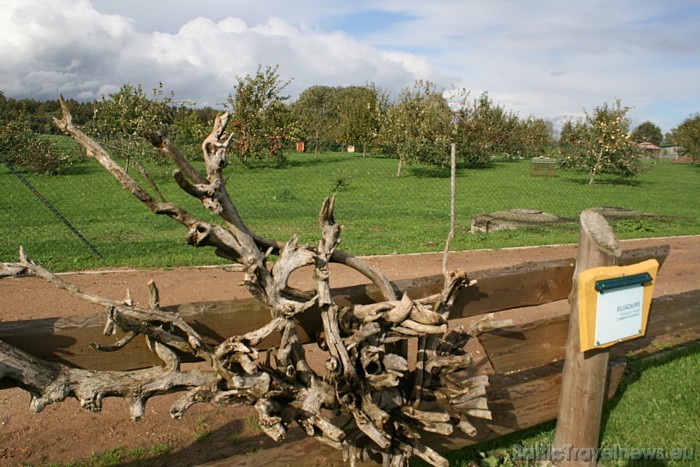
[0,0,135,98]
[0,0,437,107]
[1,0,699,131]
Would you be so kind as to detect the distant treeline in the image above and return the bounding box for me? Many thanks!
[0,90,222,136]
[1,92,92,134]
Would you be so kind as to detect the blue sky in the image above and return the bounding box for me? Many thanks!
[2,0,700,133]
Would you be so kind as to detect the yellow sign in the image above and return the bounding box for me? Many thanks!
[578,259,658,352]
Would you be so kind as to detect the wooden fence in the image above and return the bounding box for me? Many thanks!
[2,243,699,466]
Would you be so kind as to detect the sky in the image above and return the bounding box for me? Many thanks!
[2,0,700,133]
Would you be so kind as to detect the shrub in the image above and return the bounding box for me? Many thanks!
[0,114,71,174]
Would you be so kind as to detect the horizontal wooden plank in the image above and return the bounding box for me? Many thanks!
[0,313,159,370]
[427,359,627,452]
[612,289,700,358]
[0,246,668,372]
[479,288,700,374]
[341,244,669,319]
[0,299,273,371]
[478,310,569,374]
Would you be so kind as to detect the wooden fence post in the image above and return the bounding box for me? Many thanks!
[552,210,622,466]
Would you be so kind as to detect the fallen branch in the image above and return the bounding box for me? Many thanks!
[0,99,512,466]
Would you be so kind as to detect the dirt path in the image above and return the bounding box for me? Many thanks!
[1,236,698,466]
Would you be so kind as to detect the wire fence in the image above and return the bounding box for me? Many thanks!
[1,149,698,271]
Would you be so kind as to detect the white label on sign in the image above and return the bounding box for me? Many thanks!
[595,284,644,346]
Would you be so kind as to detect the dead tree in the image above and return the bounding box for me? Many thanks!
[0,98,511,467]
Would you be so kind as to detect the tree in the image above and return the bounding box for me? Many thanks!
[452,92,520,167]
[511,116,554,158]
[334,85,383,156]
[558,99,640,185]
[226,65,295,166]
[631,121,663,146]
[559,119,583,148]
[667,113,700,162]
[292,84,386,158]
[0,93,94,135]
[291,85,337,157]
[170,106,209,145]
[379,80,452,177]
[90,83,174,170]
[169,105,220,161]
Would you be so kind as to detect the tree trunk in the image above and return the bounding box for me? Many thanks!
[552,210,621,466]
[588,149,604,185]
[587,169,596,185]
[396,156,404,177]
[314,130,319,160]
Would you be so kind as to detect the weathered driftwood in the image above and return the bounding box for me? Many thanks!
[0,98,515,467]
[201,359,631,466]
[203,283,700,466]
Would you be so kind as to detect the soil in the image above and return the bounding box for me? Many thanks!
[1,236,699,466]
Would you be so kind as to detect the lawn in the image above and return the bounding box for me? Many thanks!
[1,147,698,271]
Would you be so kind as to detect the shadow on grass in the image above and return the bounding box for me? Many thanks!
[598,340,700,466]
[224,154,351,172]
[284,153,353,169]
[602,340,700,414]
[439,421,557,466]
[410,163,497,179]
[562,176,648,188]
[410,165,452,178]
[58,161,130,176]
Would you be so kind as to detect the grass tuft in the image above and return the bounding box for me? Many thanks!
[244,415,262,434]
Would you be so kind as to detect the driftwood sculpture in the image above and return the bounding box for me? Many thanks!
[0,98,511,466]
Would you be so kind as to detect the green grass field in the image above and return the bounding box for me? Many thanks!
[2,143,699,465]
[1,147,698,271]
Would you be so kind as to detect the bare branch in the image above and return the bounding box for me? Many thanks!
[25,96,505,466]
[143,130,207,185]
[0,341,218,420]
[144,128,396,301]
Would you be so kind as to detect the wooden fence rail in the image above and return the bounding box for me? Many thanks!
[2,243,698,467]
[0,245,669,372]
